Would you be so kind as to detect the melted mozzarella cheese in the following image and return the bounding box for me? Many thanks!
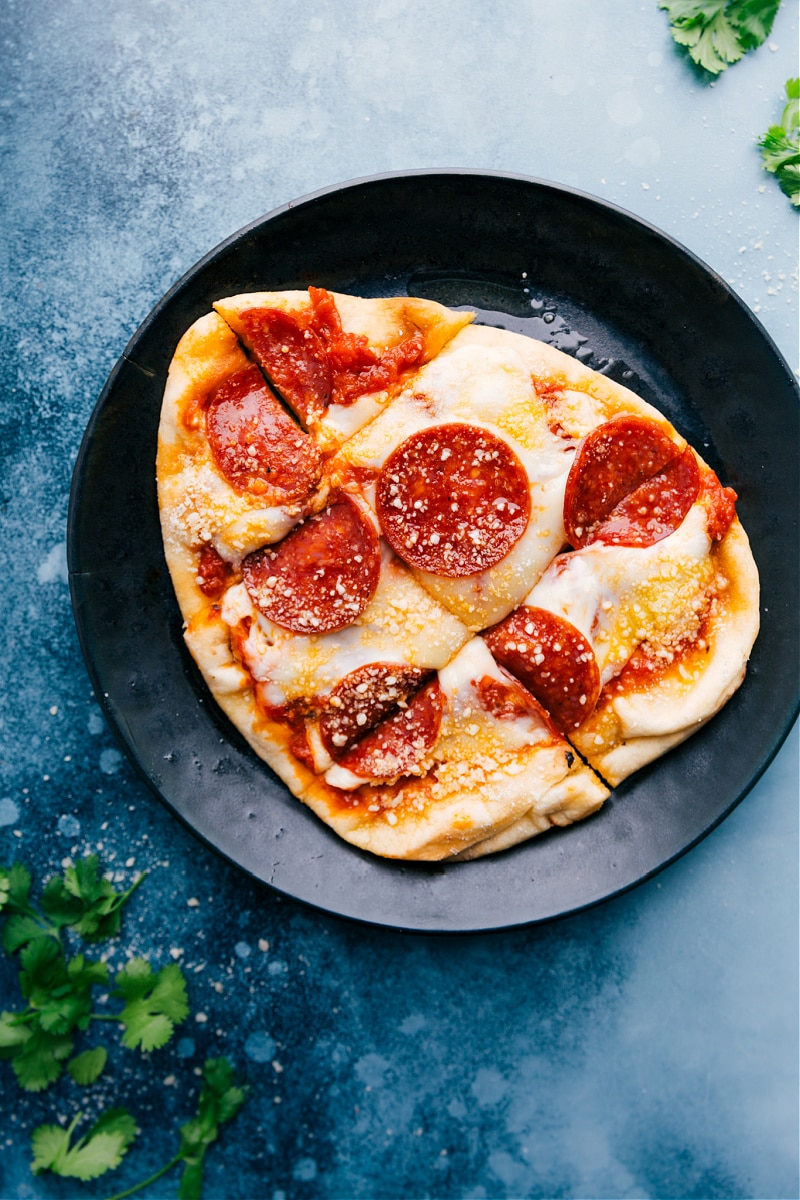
[160,459,307,562]
[438,639,554,753]
[336,327,577,629]
[525,504,714,683]
[321,636,559,793]
[221,553,471,707]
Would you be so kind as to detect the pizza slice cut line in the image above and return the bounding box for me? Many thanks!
[292,637,610,860]
[213,288,475,450]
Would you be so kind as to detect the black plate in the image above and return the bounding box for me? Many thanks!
[68,171,800,933]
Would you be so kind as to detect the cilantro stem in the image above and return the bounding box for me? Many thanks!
[89,1013,123,1022]
[104,1150,183,1200]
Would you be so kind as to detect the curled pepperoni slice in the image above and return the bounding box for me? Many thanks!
[237,308,332,426]
[320,663,429,760]
[206,364,322,499]
[473,671,557,735]
[564,414,695,548]
[595,447,700,547]
[376,424,531,578]
[335,679,444,781]
[484,606,600,734]
[242,494,381,634]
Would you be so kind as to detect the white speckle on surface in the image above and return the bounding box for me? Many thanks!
[99,748,123,775]
[258,938,270,952]
[36,542,67,585]
[0,798,20,827]
[57,813,80,838]
[235,940,252,958]
[245,1031,277,1062]
[607,92,643,126]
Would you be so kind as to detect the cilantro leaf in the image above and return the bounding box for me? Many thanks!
[659,0,780,74]
[113,959,189,1051]
[30,1122,72,1174]
[1,865,54,951]
[42,855,146,942]
[758,78,800,206]
[67,1045,108,1085]
[0,1009,33,1056]
[2,913,50,954]
[731,0,782,48]
[3,937,108,1089]
[31,1109,137,1181]
[19,939,107,1036]
[0,863,33,912]
[10,1024,74,1091]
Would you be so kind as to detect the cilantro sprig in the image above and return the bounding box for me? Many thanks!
[0,856,145,952]
[758,78,800,205]
[0,857,185,1090]
[0,941,188,1090]
[659,0,781,75]
[105,1058,249,1200]
[3,851,248,1197]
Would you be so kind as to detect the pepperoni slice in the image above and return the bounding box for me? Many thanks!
[237,308,332,426]
[473,671,557,735]
[206,364,322,499]
[564,414,692,548]
[594,447,700,547]
[196,543,230,598]
[484,606,600,734]
[307,287,426,405]
[242,494,381,634]
[335,678,444,781]
[319,663,430,759]
[376,424,531,577]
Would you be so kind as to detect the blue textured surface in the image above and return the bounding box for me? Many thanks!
[1,2,798,1198]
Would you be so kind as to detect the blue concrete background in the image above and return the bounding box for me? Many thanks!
[1,2,797,1198]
